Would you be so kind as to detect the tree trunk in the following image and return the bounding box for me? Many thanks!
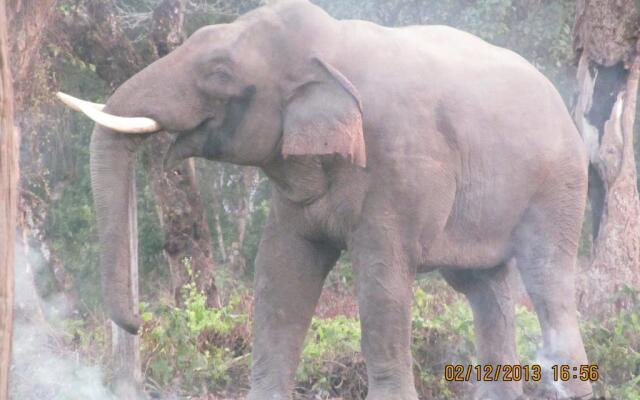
[209,166,229,263]
[201,164,258,277]
[0,1,18,397]
[228,167,257,277]
[111,175,142,399]
[144,137,220,307]
[573,0,640,313]
[6,0,57,108]
[9,0,74,319]
[144,0,220,307]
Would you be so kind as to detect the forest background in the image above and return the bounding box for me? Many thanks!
[5,0,640,399]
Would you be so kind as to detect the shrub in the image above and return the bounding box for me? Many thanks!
[140,272,252,397]
[295,315,364,399]
[582,286,640,399]
[58,273,639,399]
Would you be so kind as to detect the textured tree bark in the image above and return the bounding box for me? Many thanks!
[143,138,220,307]
[144,0,220,307]
[8,0,67,319]
[55,1,146,89]
[0,2,17,398]
[6,0,57,107]
[111,176,143,399]
[573,0,640,314]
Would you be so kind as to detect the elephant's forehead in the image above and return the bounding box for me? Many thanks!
[188,24,244,46]
[190,6,284,45]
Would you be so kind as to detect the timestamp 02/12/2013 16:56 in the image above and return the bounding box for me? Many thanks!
[443,364,600,382]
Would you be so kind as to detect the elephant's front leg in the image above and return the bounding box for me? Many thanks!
[247,216,340,400]
[351,227,419,400]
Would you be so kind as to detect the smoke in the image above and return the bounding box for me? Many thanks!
[10,242,122,400]
[535,353,570,400]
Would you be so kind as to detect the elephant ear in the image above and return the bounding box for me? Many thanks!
[282,58,366,168]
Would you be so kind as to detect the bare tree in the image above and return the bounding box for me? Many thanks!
[0,1,17,397]
[573,0,640,313]
[199,163,260,277]
[226,168,255,276]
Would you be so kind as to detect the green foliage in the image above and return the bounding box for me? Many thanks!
[298,316,361,383]
[62,317,109,363]
[141,262,250,395]
[412,285,475,372]
[44,133,100,306]
[514,305,542,364]
[135,160,169,290]
[51,275,640,399]
[411,285,474,399]
[582,286,640,399]
[410,283,640,399]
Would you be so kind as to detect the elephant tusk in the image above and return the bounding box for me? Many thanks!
[56,92,162,134]
[56,92,106,112]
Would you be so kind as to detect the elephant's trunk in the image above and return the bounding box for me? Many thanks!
[62,52,202,334]
[90,125,143,334]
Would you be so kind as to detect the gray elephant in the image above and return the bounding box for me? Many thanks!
[58,1,592,399]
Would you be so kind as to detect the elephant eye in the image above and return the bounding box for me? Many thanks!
[196,61,237,97]
[207,67,233,83]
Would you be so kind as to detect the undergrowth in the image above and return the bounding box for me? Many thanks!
[65,270,639,400]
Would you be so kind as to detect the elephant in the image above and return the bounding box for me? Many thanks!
[58,0,592,399]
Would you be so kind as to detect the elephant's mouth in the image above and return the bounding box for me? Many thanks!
[164,85,256,169]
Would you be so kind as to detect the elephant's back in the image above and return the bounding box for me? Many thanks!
[336,20,586,269]
[339,20,583,171]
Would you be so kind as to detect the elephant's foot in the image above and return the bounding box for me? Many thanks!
[555,381,592,399]
[473,380,523,400]
[366,386,418,400]
[528,380,593,400]
[534,353,593,399]
[246,390,290,400]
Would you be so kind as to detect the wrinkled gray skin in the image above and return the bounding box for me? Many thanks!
[90,1,591,399]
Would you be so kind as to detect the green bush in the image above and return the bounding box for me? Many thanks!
[583,286,640,399]
[411,285,474,399]
[297,315,363,397]
[64,275,637,400]
[140,266,252,396]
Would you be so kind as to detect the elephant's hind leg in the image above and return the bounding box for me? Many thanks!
[513,182,592,399]
[442,264,523,400]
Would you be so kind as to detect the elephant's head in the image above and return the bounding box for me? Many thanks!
[58,0,365,334]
